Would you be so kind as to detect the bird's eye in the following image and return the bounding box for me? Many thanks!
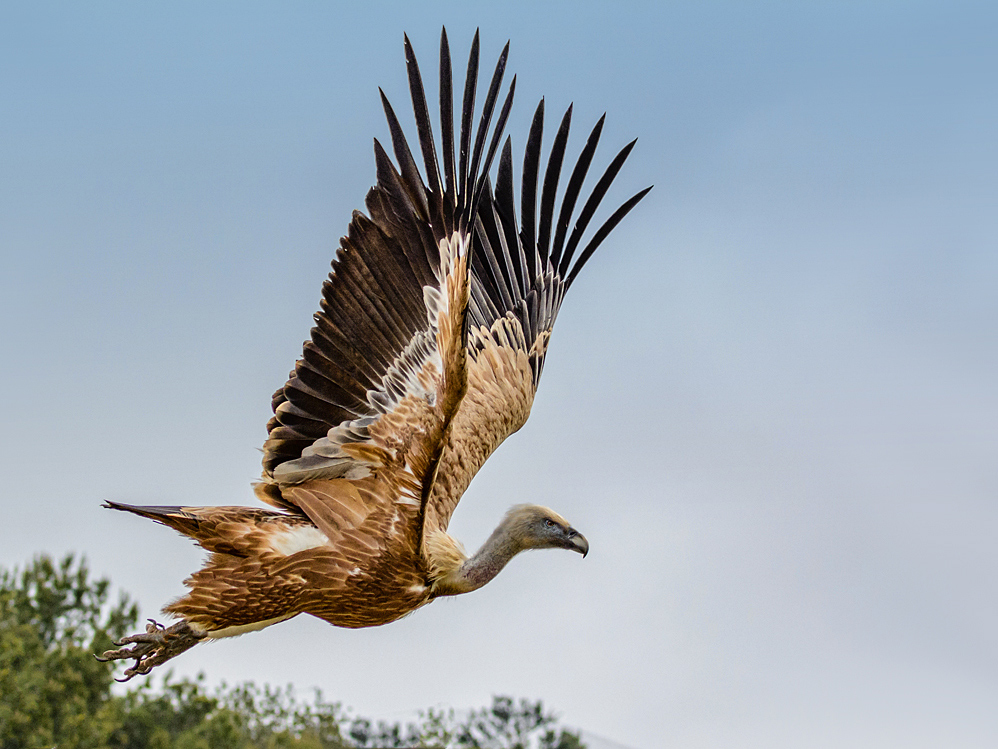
[544,518,556,528]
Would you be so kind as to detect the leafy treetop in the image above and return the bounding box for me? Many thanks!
[0,554,585,749]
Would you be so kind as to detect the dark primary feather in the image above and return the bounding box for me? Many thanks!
[537,104,573,263]
[549,115,604,271]
[494,138,526,297]
[468,103,651,385]
[404,34,442,200]
[457,32,479,214]
[439,29,456,204]
[558,138,639,279]
[519,99,546,279]
[261,30,513,489]
[469,46,514,220]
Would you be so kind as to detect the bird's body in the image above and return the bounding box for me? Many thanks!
[100,29,648,680]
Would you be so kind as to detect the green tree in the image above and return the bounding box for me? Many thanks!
[0,553,138,749]
[213,681,348,748]
[451,697,584,749]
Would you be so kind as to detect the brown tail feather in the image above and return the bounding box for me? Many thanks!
[103,501,204,538]
[102,501,313,558]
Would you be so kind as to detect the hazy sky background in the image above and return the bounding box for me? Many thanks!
[2,2,996,748]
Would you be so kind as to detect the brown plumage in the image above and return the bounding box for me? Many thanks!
[99,29,650,680]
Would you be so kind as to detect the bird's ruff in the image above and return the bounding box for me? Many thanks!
[424,529,469,586]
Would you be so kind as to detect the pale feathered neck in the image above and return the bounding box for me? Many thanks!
[426,516,524,597]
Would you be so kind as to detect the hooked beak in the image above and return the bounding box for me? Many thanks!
[567,529,589,558]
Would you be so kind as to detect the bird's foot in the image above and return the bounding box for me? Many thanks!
[96,618,205,681]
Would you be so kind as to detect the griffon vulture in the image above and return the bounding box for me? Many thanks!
[99,29,650,680]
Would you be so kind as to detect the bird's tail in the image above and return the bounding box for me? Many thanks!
[103,500,205,538]
[102,500,313,557]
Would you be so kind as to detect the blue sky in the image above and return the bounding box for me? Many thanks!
[2,2,996,747]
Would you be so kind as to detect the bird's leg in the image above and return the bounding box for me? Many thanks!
[96,618,205,681]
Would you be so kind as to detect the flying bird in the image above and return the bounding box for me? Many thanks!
[99,29,650,680]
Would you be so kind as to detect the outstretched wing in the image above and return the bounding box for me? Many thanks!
[258,30,514,525]
[423,100,652,538]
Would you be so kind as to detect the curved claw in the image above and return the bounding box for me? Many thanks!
[95,618,205,680]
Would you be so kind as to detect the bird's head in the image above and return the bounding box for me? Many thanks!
[503,504,589,557]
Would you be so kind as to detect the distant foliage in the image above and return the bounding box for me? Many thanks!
[0,553,138,748]
[0,555,585,749]
[343,697,584,749]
